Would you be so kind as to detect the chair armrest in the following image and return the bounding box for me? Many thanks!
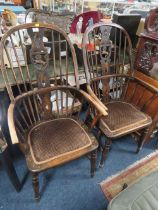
[80,89,108,116]
[13,85,108,117]
[134,75,158,92]
[7,85,107,144]
[8,103,19,144]
[86,85,108,111]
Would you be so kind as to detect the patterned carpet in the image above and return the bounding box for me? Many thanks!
[100,150,158,201]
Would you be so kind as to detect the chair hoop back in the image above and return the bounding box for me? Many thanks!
[0,22,79,102]
[82,22,133,84]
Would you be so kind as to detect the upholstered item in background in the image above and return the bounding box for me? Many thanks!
[107,170,158,210]
[70,11,104,34]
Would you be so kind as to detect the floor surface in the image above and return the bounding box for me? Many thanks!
[0,135,157,210]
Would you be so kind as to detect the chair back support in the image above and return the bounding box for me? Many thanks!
[112,13,141,47]
[83,23,133,102]
[83,23,133,81]
[0,23,79,102]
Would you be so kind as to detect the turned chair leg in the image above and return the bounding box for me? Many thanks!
[32,172,40,201]
[90,150,97,178]
[136,127,150,153]
[99,138,112,168]
[97,130,102,152]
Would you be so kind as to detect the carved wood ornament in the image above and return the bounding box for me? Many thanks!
[100,26,112,102]
[134,7,158,76]
[28,28,51,119]
[145,7,158,33]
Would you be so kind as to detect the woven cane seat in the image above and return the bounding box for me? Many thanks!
[99,101,152,138]
[28,118,92,165]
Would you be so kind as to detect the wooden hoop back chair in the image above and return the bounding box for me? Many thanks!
[0,23,107,200]
[82,23,158,167]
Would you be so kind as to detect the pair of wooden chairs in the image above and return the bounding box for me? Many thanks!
[0,22,158,200]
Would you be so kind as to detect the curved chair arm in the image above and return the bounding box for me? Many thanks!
[86,85,108,111]
[8,103,19,144]
[134,76,158,93]
[12,85,108,116]
[7,85,107,144]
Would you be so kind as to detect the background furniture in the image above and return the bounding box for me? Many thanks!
[0,129,21,192]
[112,13,141,48]
[134,7,158,79]
[107,170,158,210]
[69,11,104,34]
[134,34,158,78]
[144,7,158,33]
[133,7,158,141]
[0,23,106,200]
[0,52,22,191]
[25,8,75,33]
[127,9,149,19]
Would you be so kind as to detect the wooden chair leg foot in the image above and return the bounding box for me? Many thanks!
[136,146,141,154]
[136,136,144,153]
[32,172,40,201]
[90,150,97,178]
[35,195,41,202]
[136,127,150,154]
[99,163,104,168]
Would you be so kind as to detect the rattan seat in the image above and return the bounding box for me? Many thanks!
[28,118,92,164]
[99,101,152,138]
